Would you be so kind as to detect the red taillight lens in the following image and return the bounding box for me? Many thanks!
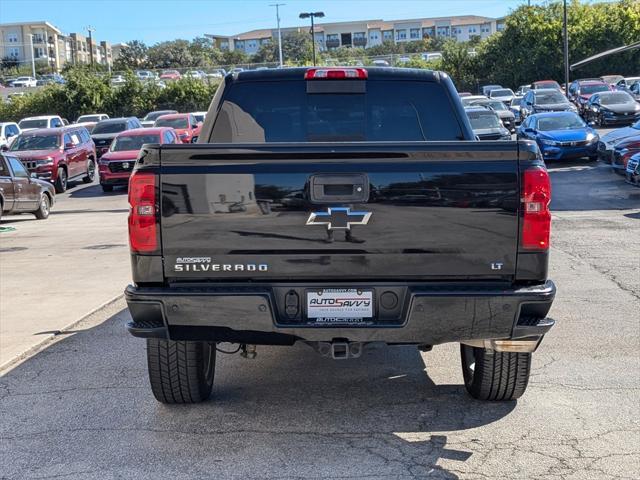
[128,171,158,253]
[305,68,368,80]
[521,167,551,250]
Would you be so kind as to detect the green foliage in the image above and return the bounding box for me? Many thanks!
[1,56,20,73]
[0,66,219,122]
[113,40,148,70]
[440,40,478,92]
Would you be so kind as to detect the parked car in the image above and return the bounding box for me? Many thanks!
[207,69,226,78]
[515,85,531,96]
[421,52,442,62]
[0,122,21,149]
[0,154,55,220]
[111,75,126,87]
[625,151,640,186]
[465,107,511,140]
[509,97,524,125]
[567,80,612,114]
[18,115,65,132]
[160,70,181,80]
[154,113,201,143]
[39,73,65,85]
[76,114,109,123]
[611,135,640,174]
[517,112,598,161]
[481,84,502,96]
[135,70,156,81]
[91,117,143,158]
[596,119,640,163]
[520,88,576,120]
[231,67,245,74]
[98,127,180,192]
[614,76,640,91]
[7,126,96,192]
[468,98,516,132]
[488,88,515,103]
[600,75,624,86]
[191,111,207,123]
[460,95,488,107]
[458,92,472,97]
[629,81,640,101]
[10,76,37,88]
[371,59,390,67]
[184,70,205,80]
[76,121,97,134]
[140,110,178,128]
[584,91,640,126]
[531,80,562,91]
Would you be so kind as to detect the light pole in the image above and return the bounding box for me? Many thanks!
[270,3,285,67]
[86,25,95,67]
[299,11,324,66]
[563,0,569,94]
[28,34,36,78]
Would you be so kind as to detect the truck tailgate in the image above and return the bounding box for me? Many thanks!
[159,143,520,281]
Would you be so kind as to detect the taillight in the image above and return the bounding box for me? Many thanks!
[128,171,158,253]
[521,167,551,250]
[305,68,368,80]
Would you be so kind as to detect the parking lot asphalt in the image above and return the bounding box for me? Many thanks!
[1,145,639,478]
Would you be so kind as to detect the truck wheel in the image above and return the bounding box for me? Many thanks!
[34,194,50,219]
[146,339,216,404]
[101,184,113,192]
[460,344,531,401]
[83,159,96,183]
[54,168,67,193]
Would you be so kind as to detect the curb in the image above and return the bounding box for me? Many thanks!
[0,294,126,374]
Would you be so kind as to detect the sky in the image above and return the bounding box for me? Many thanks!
[0,0,616,45]
[0,0,536,45]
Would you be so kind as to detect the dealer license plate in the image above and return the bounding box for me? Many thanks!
[307,289,373,321]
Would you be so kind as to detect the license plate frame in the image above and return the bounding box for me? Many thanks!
[305,288,374,325]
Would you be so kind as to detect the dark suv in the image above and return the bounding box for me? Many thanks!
[91,117,143,158]
[520,88,577,120]
[7,126,96,193]
[567,80,611,115]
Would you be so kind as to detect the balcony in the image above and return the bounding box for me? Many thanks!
[353,37,367,47]
[325,38,340,48]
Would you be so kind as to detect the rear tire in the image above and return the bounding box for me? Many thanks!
[83,159,96,183]
[101,184,113,192]
[146,339,216,404]
[460,344,532,401]
[34,194,50,219]
[54,168,67,193]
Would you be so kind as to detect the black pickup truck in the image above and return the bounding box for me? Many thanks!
[125,68,555,404]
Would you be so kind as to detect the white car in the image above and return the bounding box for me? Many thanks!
[76,114,109,123]
[184,70,205,79]
[191,112,207,123]
[460,95,489,107]
[18,115,65,132]
[135,70,156,81]
[11,76,37,88]
[422,52,443,62]
[489,88,516,104]
[0,122,21,149]
[111,75,126,86]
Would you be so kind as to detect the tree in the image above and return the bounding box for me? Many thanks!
[113,40,148,70]
[190,37,223,67]
[252,31,314,65]
[1,56,19,73]
[440,39,478,92]
[147,40,194,68]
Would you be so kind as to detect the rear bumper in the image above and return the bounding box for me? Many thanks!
[125,281,556,345]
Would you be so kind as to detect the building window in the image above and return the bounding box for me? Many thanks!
[409,28,420,39]
[9,47,19,57]
[33,33,44,43]
[34,47,45,58]
[396,29,407,40]
[382,30,393,40]
[7,33,18,43]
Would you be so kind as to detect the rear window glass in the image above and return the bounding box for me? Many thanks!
[155,117,188,129]
[111,134,161,151]
[211,80,463,142]
[18,119,48,129]
[93,122,127,134]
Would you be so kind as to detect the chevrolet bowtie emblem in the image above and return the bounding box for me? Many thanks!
[306,207,372,231]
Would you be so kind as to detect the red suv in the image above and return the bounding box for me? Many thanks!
[98,127,180,192]
[568,80,612,115]
[7,126,96,193]
[154,113,202,143]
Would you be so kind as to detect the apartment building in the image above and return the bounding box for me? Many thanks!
[0,21,114,71]
[206,15,499,54]
[0,21,65,71]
